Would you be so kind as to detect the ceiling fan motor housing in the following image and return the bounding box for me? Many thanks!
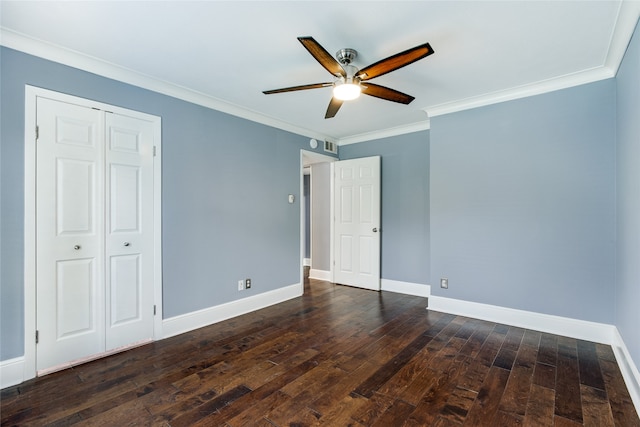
[336,48,358,65]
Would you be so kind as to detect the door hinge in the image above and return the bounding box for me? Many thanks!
[153,146,157,157]
[36,125,39,140]
[35,330,39,344]
[153,305,157,315]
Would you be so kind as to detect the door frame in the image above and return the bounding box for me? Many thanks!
[23,86,163,380]
[300,149,337,287]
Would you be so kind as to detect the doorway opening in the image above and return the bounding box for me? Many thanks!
[300,150,336,288]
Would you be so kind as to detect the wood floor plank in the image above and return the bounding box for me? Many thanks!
[499,337,539,420]
[580,384,615,427]
[554,337,583,424]
[223,390,290,427]
[463,365,511,425]
[458,319,494,358]
[523,383,555,427]
[533,362,557,390]
[455,357,491,394]
[402,354,470,426]
[599,358,640,426]
[438,385,477,424]
[350,391,395,426]
[316,393,369,426]
[352,331,439,398]
[370,399,416,427]
[1,279,638,426]
[308,359,379,416]
[398,366,444,407]
[576,339,606,390]
[554,415,584,426]
[476,329,508,368]
[537,333,558,367]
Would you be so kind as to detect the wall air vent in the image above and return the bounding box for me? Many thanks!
[324,140,337,154]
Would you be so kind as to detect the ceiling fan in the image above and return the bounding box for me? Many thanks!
[263,37,434,119]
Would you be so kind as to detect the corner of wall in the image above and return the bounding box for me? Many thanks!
[612,328,640,413]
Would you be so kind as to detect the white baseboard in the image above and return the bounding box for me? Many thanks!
[612,328,640,412]
[428,295,615,344]
[303,258,311,267]
[381,279,430,297]
[1,357,25,389]
[309,269,331,281]
[162,283,302,339]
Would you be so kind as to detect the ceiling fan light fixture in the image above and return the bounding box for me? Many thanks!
[333,80,361,101]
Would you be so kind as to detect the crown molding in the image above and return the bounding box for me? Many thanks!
[423,66,614,119]
[606,0,640,74]
[337,118,430,146]
[0,28,332,143]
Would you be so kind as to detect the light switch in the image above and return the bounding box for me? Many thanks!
[288,194,295,204]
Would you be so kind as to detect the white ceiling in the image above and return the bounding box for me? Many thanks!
[2,1,639,144]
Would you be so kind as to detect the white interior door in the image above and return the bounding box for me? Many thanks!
[105,113,155,350]
[35,95,156,373]
[36,98,106,371]
[333,156,381,290]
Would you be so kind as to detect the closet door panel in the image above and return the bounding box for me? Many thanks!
[36,97,105,373]
[105,113,155,350]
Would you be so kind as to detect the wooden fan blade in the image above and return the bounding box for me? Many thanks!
[298,37,346,77]
[356,42,433,81]
[361,83,415,104]
[263,82,333,94]
[325,97,344,119]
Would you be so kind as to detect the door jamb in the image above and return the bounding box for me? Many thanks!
[23,86,163,381]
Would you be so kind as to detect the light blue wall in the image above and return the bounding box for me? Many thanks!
[616,18,640,372]
[340,132,430,285]
[0,47,306,360]
[430,80,616,324]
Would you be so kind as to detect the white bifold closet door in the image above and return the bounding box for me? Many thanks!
[36,96,155,373]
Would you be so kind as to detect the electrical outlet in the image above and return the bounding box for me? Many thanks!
[238,280,244,291]
[440,278,449,289]
[245,278,251,289]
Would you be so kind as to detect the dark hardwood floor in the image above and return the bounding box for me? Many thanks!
[2,277,639,426]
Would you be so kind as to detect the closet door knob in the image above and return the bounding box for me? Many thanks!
[74,245,81,250]
[123,242,131,247]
